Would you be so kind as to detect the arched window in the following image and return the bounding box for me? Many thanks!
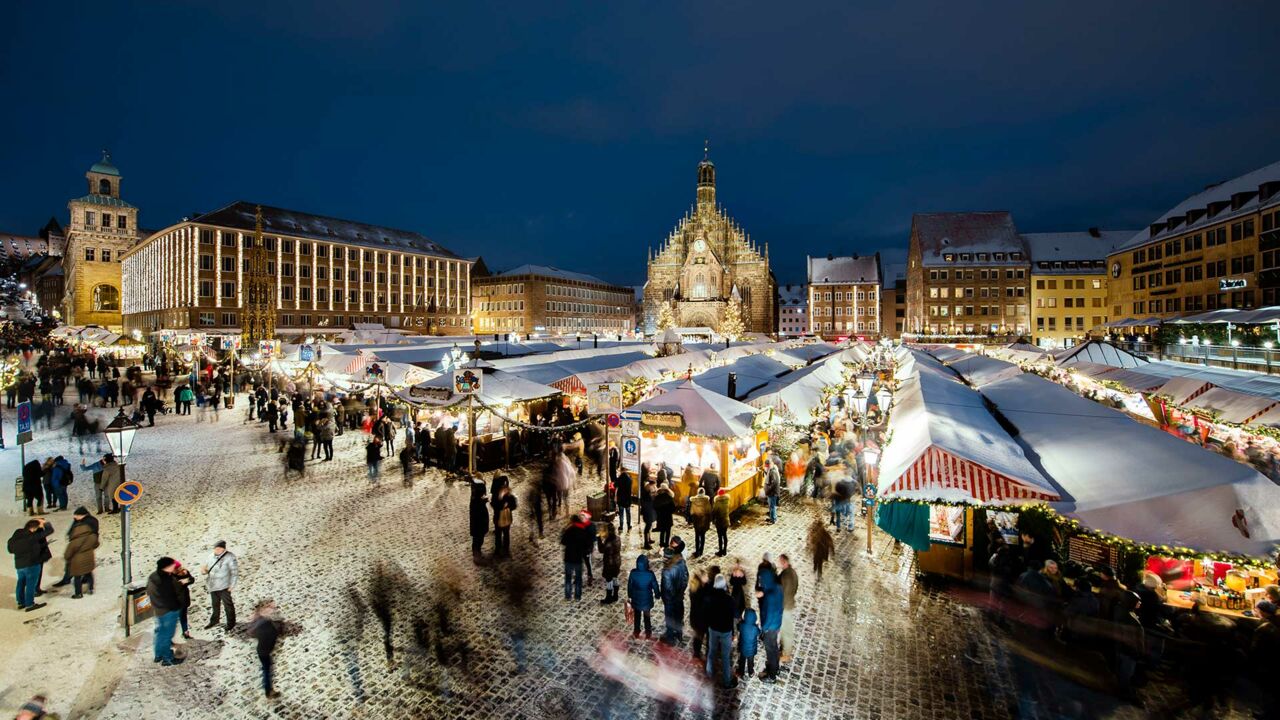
[92,284,120,311]
[692,273,707,299]
[98,178,112,195]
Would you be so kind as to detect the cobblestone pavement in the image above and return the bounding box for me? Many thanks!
[0,404,1265,719]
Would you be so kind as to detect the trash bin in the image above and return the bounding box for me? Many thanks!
[224,396,235,409]
[124,581,154,628]
[586,492,609,519]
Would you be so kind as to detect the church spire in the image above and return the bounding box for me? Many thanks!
[696,141,716,211]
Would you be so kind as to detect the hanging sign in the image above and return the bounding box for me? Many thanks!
[587,382,622,415]
[409,386,453,402]
[453,369,483,395]
[620,434,641,473]
[1219,278,1248,291]
[299,344,315,362]
[641,412,685,431]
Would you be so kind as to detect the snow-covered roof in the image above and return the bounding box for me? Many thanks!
[876,364,1057,504]
[807,255,880,285]
[911,212,1027,267]
[1022,230,1136,273]
[629,379,759,438]
[191,201,461,259]
[490,348,654,388]
[495,264,614,287]
[575,350,716,385]
[983,373,1280,558]
[777,284,807,307]
[946,354,1024,388]
[1154,376,1214,404]
[397,368,561,407]
[1052,340,1149,369]
[1183,387,1278,424]
[743,356,847,426]
[657,353,793,399]
[770,342,840,367]
[1116,159,1280,252]
[659,328,683,344]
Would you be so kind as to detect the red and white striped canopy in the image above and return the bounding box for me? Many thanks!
[883,446,1060,503]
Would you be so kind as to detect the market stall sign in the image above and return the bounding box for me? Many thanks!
[410,386,453,402]
[1067,535,1120,568]
[641,412,685,431]
[587,382,622,415]
[453,369,483,395]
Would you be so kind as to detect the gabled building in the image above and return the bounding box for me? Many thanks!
[806,254,881,338]
[905,212,1030,338]
[1023,228,1134,348]
[1107,160,1280,321]
[777,283,808,337]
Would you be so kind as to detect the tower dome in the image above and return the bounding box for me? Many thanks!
[90,149,120,177]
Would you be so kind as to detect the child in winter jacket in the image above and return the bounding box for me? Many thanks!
[737,607,761,677]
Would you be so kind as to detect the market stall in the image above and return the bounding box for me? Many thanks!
[743,356,848,427]
[627,379,767,512]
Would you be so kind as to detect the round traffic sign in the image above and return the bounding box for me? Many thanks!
[115,480,144,506]
[16,403,30,424]
[606,413,621,428]
[622,437,639,454]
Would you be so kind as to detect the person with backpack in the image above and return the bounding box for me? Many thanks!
[736,607,761,679]
[492,483,517,559]
[48,456,73,512]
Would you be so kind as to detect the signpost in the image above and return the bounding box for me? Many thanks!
[16,401,32,444]
[453,369,482,474]
[620,434,640,473]
[115,480,144,636]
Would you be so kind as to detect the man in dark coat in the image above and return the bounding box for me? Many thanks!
[688,488,712,558]
[21,459,44,516]
[560,514,595,601]
[615,470,633,534]
[249,599,283,699]
[706,574,738,689]
[699,464,721,499]
[141,387,158,426]
[491,484,518,559]
[146,557,184,665]
[627,554,659,638]
[469,480,489,562]
[660,536,689,645]
[8,518,53,610]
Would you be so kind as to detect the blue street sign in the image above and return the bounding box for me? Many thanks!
[16,401,32,444]
[115,480,144,506]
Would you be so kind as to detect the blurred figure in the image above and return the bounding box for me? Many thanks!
[627,554,659,638]
[146,557,184,665]
[736,607,760,679]
[706,574,737,689]
[492,483,517,559]
[561,513,594,600]
[689,488,712,558]
[640,479,657,550]
[598,523,622,605]
[755,559,783,682]
[469,479,489,563]
[806,520,835,580]
[615,470,633,534]
[249,598,283,699]
[366,436,383,483]
[763,458,781,524]
[712,488,731,557]
[654,483,676,548]
[777,554,799,663]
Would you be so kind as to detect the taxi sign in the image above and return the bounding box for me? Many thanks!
[115,480,144,506]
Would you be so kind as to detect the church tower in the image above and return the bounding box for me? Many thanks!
[696,142,716,211]
[62,150,144,330]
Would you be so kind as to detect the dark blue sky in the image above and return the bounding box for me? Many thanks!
[3,1,1277,286]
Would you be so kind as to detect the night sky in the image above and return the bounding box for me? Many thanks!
[3,1,1277,287]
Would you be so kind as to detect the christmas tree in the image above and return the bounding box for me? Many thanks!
[721,296,745,341]
[656,302,676,331]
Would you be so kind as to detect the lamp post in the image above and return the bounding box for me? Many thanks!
[852,387,869,442]
[102,408,139,632]
[862,444,880,554]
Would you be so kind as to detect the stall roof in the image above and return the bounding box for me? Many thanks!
[575,350,716,385]
[743,357,847,425]
[877,365,1058,504]
[920,345,970,363]
[628,379,759,438]
[1053,340,1149,369]
[1155,376,1215,404]
[770,342,840,366]
[946,354,1023,388]
[982,373,1280,558]
[1093,368,1168,393]
[1062,361,1123,381]
[1184,387,1278,425]
[493,350,654,391]
[656,353,793,399]
[396,368,560,408]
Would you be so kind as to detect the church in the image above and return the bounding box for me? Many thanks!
[643,150,776,335]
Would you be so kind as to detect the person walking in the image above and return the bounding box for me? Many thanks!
[365,437,383,483]
[177,384,195,415]
[492,483,517,559]
[615,469,633,534]
[8,518,53,611]
[706,574,738,689]
[598,523,622,605]
[807,519,836,580]
[560,514,594,601]
[654,483,676,548]
[659,536,689,645]
[249,599,283,699]
[712,488,731,557]
[48,456,72,512]
[763,458,781,524]
[202,541,238,631]
[778,554,799,663]
[688,488,712,558]
[755,560,784,682]
[525,481,545,540]
[141,386,158,427]
[640,479,657,550]
[469,480,489,562]
[52,508,99,588]
[147,557,185,665]
[21,459,45,516]
[399,445,417,487]
[626,554,659,638]
[82,454,124,515]
[62,513,99,598]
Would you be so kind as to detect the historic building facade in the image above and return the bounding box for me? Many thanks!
[1024,229,1133,348]
[472,264,635,337]
[643,151,775,335]
[880,264,906,339]
[61,152,148,330]
[1107,160,1280,322]
[777,283,808,337]
[121,202,471,337]
[806,254,881,338]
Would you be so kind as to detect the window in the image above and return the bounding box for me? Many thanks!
[282,263,294,277]
[91,284,119,311]
[300,265,311,279]
[101,249,111,262]
[282,240,294,253]
[118,215,127,230]
[221,282,235,298]
[300,243,311,256]
[282,286,294,301]
[1092,279,1102,289]
[199,312,215,326]
[84,247,95,261]
[300,287,311,301]
[200,254,214,270]
[1036,279,1045,290]
[222,232,236,247]
[222,256,235,272]
[200,280,213,298]
[221,312,236,326]
[98,178,111,194]
[200,229,214,244]
[101,213,112,227]
[85,211,96,227]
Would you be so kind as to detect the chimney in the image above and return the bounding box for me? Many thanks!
[827,253,834,261]
[1088,227,1101,238]
[727,371,737,399]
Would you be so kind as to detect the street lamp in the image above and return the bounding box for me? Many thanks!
[856,371,875,397]
[876,386,892,413]
[103,408,140,633]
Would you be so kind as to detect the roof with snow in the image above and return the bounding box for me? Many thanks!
[1115,159,1280,252]
[1052,339,1149,369]
[190,202,461,259]
[630,379,760,439]
[778,284,807,307]
[1022,230,1136,272]
[881,263,906,290]
[911,212,1027,267]
[807,255,880,285]
[495,264,617,287]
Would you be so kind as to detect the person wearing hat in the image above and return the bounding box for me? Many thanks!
[146,557,184,665]
[659,536,689,645]
[202,541,238,631]
[82,453,124,515]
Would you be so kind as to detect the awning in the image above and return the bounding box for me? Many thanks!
[628,379,759,438]
[1183,387,1278,425]
[945,354,1023,388]
[1154,376,1215,404]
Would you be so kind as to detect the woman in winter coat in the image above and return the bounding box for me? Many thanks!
[626,555,659,638]
[653,483,676,547]
[640,480,657,550]
[614,469,633,534]
[174,561,196,639]
[63,522,99,598]
[22,459,44,516]
[469,480,490,562]
[598,523,622,605]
